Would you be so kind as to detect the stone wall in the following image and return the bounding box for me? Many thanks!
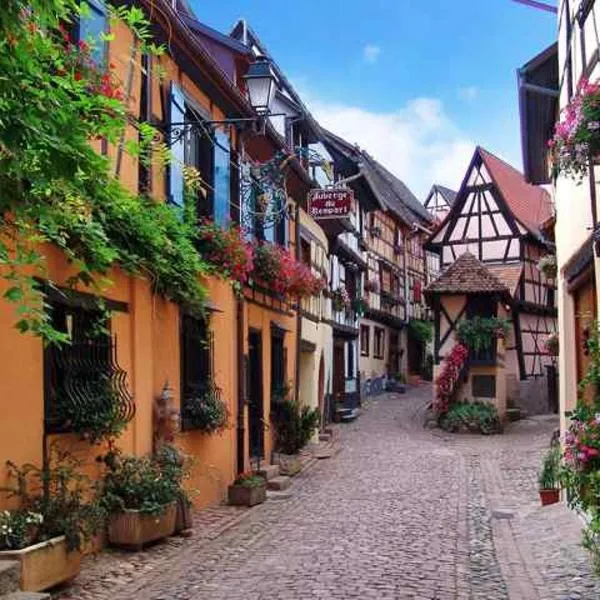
[517,375,551,415]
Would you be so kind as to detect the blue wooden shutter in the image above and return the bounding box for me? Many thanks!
[213,131,230,226]
[169,83,186,208]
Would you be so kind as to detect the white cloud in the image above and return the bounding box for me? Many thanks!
[362,44,382,64]
[306,95,474,199]
[458,86,479,102]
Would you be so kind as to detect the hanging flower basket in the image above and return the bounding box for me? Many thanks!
[538,254,558,280]
[544,332,559,356]
[197,220,254,285]
[352,297,368,316]
[549,78,600,180]
[252,243,324,298]
[331,287,350,312]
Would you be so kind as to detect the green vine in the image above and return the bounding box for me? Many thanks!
[408,319,433,344]
[455,317,510,353]
[0,1,209,344]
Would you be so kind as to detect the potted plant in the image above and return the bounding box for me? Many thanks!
[0,452,102,592]
[271,398,320,476]
[181,382,229,433]
[331,286,350,312]
[99,450,179,549]
[227,472,267,506]
[549,78,600,180]
[538,254,557,280]
[538,447,561,506]
[352,296,368,317]
[544,332,559,356]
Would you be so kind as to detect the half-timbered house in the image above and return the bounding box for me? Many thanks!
[425,146,557,416]
[322,131,434,397]
[424,184,457,222]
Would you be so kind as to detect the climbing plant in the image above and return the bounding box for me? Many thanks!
[0,1,210,344]
[455,317,510,353]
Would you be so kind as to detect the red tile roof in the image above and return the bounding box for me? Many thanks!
[486,263,523,298]
[479,147,552,237]
[425,252,509,296]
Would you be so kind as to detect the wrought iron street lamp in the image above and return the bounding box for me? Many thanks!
[243,55,278,115]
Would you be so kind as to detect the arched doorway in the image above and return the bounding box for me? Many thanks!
[318,353,325,428]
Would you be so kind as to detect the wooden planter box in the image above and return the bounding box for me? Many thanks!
[228,483,266,506]
[0,535,81,592]
[274,452,302,476]
[108,503,176,549]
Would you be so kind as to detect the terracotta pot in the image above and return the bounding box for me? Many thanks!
[175,497,193,533]
[228,483,266,506]
[108,503,176,549]
[539,488,560,506]
[0,535,81,592]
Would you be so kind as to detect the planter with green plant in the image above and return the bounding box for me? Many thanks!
[439,401,503,435]
[227,473,267,506]
[538,446,561,506]
[181,383,229,433]
[0,451,103,591]
[99,448,182,549]
[271,399,320,476]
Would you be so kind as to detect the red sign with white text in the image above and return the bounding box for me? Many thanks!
[308,189,353,220]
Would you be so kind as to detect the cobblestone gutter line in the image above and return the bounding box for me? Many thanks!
[466,456,509,600]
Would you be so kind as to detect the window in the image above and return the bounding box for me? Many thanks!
[547,286,555,308]
[348,341,355,378]
[360,325,370,357]
[414,280,422,303]
[271,329,287,401]
[168,84,230,225]
[301,238,311,266]
[180,314,214,430]
[43,294,132,435]
[77,1,107,65]
[472,375,496,399]
[374,327,385,359]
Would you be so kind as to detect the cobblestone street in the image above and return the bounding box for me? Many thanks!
[56,386,600,600]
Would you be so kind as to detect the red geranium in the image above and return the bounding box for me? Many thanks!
[434,343,469,414]
[197,220,254,285]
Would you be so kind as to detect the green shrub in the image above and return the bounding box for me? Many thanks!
[99,448,183,516]
[439,401,502,435]
[271,399,321,455]
[538,446,561,490]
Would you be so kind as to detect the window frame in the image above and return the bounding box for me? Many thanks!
[360,324,370,357]
[373,327,385,359]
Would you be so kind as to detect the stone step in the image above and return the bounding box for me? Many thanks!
[257,464,280,481]
[336,408,359,422]
[2,593,51,600]
[266,475,291,491]
[266,490,293,501]
[318,432,332,442]
[0,561,20,595]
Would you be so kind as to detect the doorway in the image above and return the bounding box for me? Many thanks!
[318,353,325,426]
[333,339,345,410]
[248,330,264,459]
[574,274,597,404]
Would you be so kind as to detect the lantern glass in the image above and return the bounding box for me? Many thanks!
[244,57,277,114]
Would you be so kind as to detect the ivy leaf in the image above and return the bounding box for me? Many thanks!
[15,319,29,333]
[3,286,23,302]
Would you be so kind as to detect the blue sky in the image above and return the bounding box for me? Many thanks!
[190,0,556,198]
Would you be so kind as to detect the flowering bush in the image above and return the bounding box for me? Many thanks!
[544,332,559,356]
[233,472,265,488]
[550,78,600,180]
[331,286,351,312]
[252,243,324,298]
[434,343,469,414]
[538,254,557,280]
[0,510,43,550]
[197,220,254,286]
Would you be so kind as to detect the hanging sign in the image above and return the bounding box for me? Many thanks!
[308,189,353,220]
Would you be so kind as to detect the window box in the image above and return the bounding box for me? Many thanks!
[0,536,81,592]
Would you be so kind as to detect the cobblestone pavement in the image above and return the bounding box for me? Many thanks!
[54,386,600,599]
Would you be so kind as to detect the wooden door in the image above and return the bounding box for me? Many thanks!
[248,331,264,458]
[333,340,345,409]
[575,276,597,403]
[318,353,325,427]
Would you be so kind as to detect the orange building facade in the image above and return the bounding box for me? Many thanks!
[0,1,319,511]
